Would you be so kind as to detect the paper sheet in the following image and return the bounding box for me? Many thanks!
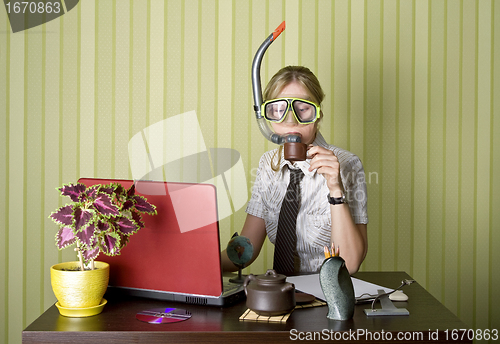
[287,274,392,302]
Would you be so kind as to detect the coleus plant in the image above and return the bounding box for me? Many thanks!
[49,182,156,271]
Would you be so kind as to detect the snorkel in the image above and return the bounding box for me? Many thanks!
[251,21,307,161]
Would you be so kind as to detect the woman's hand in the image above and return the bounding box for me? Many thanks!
[307,145,343,196]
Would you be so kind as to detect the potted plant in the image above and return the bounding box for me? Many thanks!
[49,182,156,317]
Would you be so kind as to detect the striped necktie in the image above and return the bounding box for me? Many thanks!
[273,168,305,274]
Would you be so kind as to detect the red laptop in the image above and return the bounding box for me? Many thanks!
[78,178,244,306]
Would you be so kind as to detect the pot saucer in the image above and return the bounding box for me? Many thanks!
[295,292,316,304]
[55,298,107,317]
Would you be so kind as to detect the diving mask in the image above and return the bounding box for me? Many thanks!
[262,97,321,124]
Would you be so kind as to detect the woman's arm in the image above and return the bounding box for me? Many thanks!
[221,214,268,272]
[307,145,368,274]
[329,205,368,274]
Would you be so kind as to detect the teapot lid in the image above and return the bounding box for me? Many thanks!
[256,269,287,284]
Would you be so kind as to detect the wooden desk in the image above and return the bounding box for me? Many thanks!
[23,272,471,343]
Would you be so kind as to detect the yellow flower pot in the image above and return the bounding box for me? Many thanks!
[50,261,109,316]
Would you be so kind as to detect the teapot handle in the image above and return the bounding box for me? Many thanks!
[265,269,278,277]
[243,274,256,295]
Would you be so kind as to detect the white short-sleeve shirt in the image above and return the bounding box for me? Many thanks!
[246,132,369,273]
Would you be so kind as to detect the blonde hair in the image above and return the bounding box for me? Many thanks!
[263,66,326,171]
[264,65,325,104]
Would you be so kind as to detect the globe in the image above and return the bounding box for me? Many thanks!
[226,235,253,267]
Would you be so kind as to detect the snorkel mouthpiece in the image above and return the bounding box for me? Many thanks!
[284,134,302,143]
[251,21,307,161]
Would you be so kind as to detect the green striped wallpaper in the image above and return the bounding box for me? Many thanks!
[1,0,499,342]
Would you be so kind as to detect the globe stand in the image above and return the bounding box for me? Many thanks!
[226,233,253,284]
[229,264,245,284]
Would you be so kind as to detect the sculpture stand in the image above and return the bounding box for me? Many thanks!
[364,290,410,316]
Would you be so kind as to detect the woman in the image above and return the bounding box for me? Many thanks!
[222,66,368,275]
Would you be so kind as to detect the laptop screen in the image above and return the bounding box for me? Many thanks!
[78,178,223,297]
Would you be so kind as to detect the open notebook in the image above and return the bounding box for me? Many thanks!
[287,274,393,303]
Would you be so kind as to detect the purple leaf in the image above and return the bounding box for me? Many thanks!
[97,220,110,232]
[115,217,139,235]
[76,223,96,247]
[133,196,156,214]
[84,185,100,199]
[81,246,100,262]
[56,226,76,249]
[99,185,115,196]
[114,184,125,197]
[120,234,130,249]
[127,184,136,197]
[50,205,74,225]
[101,232,120,255]
[122,200,134,211]
[132,212,145,229]
[93,194,119,216]
[73,207,93,231]
[59,183,86,202]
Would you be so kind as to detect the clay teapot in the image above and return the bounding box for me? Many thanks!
[243,269,296,316]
